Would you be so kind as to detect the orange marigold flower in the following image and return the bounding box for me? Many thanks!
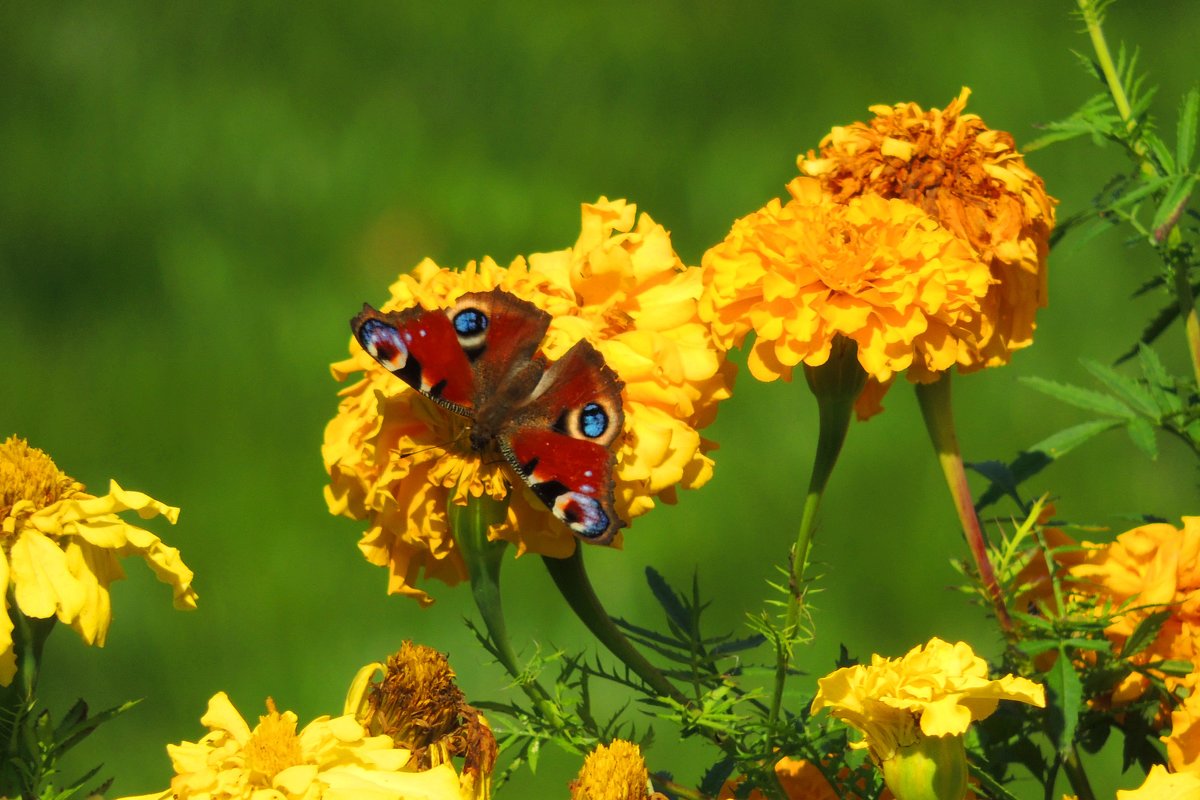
[1069,517,1200,704]
[1165,689,1200,773]
[700,177,990,395]
[718,758,850,800]
[324,199,733,604]
[800,88,1056,375]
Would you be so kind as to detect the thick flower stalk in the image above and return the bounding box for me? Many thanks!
[800,88,1056,392]
[0,435,196,685]
[1068,516,1200,705]
[812,638,1044,800]
[324,198,732,604]
[700,177,991,404]
[117,691,473,800]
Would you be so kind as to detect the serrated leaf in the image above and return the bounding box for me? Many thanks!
[1046,644,1083,756]
[1114,283,1200,362]
[1015,639,1061,658]
[1151,173,1197,237]
[1124,417,1159,459]
[1020,376,1135,418]
[644,567,690,631]
[1122,610,1172,658]
[1104,174,1173,213]
[1137,344,1183,413]
[1147,131,1175,175]
[1149,659,1196,677]
[1081,359,1159,417]
[1030,418,1124,458]
[699,757,736,797]
[1178,87,1199,170]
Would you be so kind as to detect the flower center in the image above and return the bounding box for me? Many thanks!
[363,642,464,753]
[242,699,303,786]
[0,436,81,525]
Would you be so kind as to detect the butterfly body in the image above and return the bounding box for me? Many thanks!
[351,289,625,544]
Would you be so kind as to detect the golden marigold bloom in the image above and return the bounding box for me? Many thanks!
[811,638,1045,766]
[700,178,990,407]
[1117,765,1200,799]
[0,436,195,684]
[1068,517,1200,704]
[800,88,1056,374]
[347,642,495,799]
[117,692,471,800]
[325,199,733,604]
[569,739,664,800]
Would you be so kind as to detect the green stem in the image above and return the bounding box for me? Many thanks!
[915,376,1013,634]
[541,548,688,706]
[767,341,864,743]
[450,495,565,729]
[0,607,55,797]
[1171,250,1200,388]
[1062,744,1097,800]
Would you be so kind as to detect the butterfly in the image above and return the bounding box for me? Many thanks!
[350,288,626,544]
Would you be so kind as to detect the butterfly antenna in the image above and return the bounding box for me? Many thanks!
[394,427,471,460]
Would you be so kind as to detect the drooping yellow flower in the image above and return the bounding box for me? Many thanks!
[569,739,665,800]
[346,642,496,800]
[0,436,195,685]
[325,199,733,604]
[1069,517,1200,704]
[700,178,991,403]
[1117,764,1200,799]
[800,88,1056,377]
[811,638,1045,766]
[118,692,471,800]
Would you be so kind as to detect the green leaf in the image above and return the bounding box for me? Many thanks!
[1104,173,1173,213]
[1046,643,1083,756]
[1178,87,1199,170]
[1080,358,1159,417]
[1020,376,1135,418]
[644,567,690,631]
[1137,344,1182,413]
[1121,610,1172,657]
[1150,173,1197,237]
[1028,418,1124,458]
[1124,417,1159,459]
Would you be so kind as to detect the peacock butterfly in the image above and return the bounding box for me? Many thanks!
[350,288,626,544]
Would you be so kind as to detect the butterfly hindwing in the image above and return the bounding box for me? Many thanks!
[501,339,625,543]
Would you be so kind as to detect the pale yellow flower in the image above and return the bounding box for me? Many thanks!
[324,199,732,604]
[118,692,471,800]
[0,436,195,684]
[700,178,990,407]
[811,637,1045,764]
[800,88,1056,374]
[1117,764,1200,799]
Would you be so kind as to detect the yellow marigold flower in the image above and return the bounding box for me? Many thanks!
[800,88,1056,374]
[700,177,991,399]
[569,739,665,800]
[118,692,471,800]
[325,198,732,604]
[811,637,1045,765]
[1117,764,1200,799]
[0,435,195,684]
[1069,517,1200,704]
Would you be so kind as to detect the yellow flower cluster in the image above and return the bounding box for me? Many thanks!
[118,692,470,800]
[570,739,665,800]
[811,637,1045,765]
[0,436,195,684]
[701,178,990,387]
[324,199,732,604]
[800,88,1056,372]
[703,89,1054,417]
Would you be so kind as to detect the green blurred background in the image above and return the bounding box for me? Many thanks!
[2,2,1196,797]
